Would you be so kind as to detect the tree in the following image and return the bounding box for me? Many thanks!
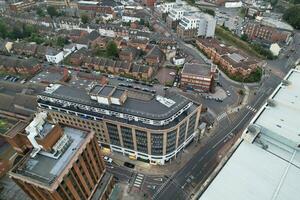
[36,8,45,17]
[240,34,248,41]
[270,0,278,6]
[283,6,300,29]
[47,6,59,18]
[56,36,69,47]
[106,41,118,58]
[81,15,89,24]
[139,19,145,26]
[9,27,23,39]
[0,20,8,38]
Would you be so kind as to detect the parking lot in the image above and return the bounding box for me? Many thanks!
[155,67,177,85]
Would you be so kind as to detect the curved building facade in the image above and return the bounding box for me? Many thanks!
[37,84,202,165]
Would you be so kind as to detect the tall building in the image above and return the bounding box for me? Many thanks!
[177,13,216,39]
[1,112,114,200]
[37,84,202,165]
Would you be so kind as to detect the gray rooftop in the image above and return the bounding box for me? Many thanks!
[11,126,87,187]
[40,84,191,121]
[112,88,125,98]
[182,63,211,77]
[99,85,114,96]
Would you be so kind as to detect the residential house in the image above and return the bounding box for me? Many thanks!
[45,48,64,64]
[128,39,148,51]
[157,39,177,61]
[75,30,101,48]
[13,42,37,57]
[91,37,109,49]
[114,61,132,74]
[69,48,91,66]
[0,56,41,75]
[122,10,147,23]
[144,45,165,66]
[131,64,153,80]
[35,45,49,60]
[68,29,89,42]
[119,47,140,62]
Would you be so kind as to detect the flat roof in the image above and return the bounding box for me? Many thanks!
[99,85,114,96]
[112,88,125,98]
[254,69,300,147]
[10,126,87,187]
[182,63,211,77]
[200,69,300,200]
[40,84,191,120]
[200,141,300,200]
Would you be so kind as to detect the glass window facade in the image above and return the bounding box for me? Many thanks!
[178,122,187,146]
[166,130,177,154]
[151,133,163,156]
[106,123,120,146]
[120,126,134,150]
[136,130,148,154]
[187,113,197,137]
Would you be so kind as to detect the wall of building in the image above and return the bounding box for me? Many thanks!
[38,102,201,165]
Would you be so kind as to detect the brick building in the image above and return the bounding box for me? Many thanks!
[180,63,216,92]
[243,22,291,44]
[1,112,114,200]
[196,38,260,76]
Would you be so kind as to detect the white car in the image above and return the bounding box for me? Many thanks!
[103,156,113,163]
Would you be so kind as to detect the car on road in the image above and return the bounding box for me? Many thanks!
[103,156,113,163]
[124,162,135,168]
[4,75,10,80]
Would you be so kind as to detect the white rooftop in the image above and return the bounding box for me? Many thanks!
[199,69,300,200]
[200,141,300,200]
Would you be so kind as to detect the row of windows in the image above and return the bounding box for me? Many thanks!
[50,112,108,143]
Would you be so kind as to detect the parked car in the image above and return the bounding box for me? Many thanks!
[124,162,135,168]
[103,156,113,163]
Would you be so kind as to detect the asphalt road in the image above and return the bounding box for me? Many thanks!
[152,35,299,199]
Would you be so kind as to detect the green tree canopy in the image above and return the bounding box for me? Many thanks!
[106,41,118,58]
[36,8,45,17]
[56,36,69,47]
[283,6,300,29]
[81,15,89,24]
[47,6,59,18]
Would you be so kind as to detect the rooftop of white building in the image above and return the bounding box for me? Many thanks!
[199,69,300,200]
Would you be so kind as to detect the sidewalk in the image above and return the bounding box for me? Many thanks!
[103,131,217,176]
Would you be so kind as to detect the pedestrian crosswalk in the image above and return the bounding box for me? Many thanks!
[246,105,257,112]
[216,112,227,121]
[133,173,144,189]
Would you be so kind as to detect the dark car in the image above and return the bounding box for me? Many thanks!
[124,162,135,169]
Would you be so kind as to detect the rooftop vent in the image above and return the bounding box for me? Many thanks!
[267,99,276,107]
[282,80,290,86]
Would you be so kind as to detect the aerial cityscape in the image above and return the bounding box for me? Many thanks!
[0,0,299,199]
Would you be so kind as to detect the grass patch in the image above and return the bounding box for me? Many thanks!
[0,119,11,134]
[215,26,263,58]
